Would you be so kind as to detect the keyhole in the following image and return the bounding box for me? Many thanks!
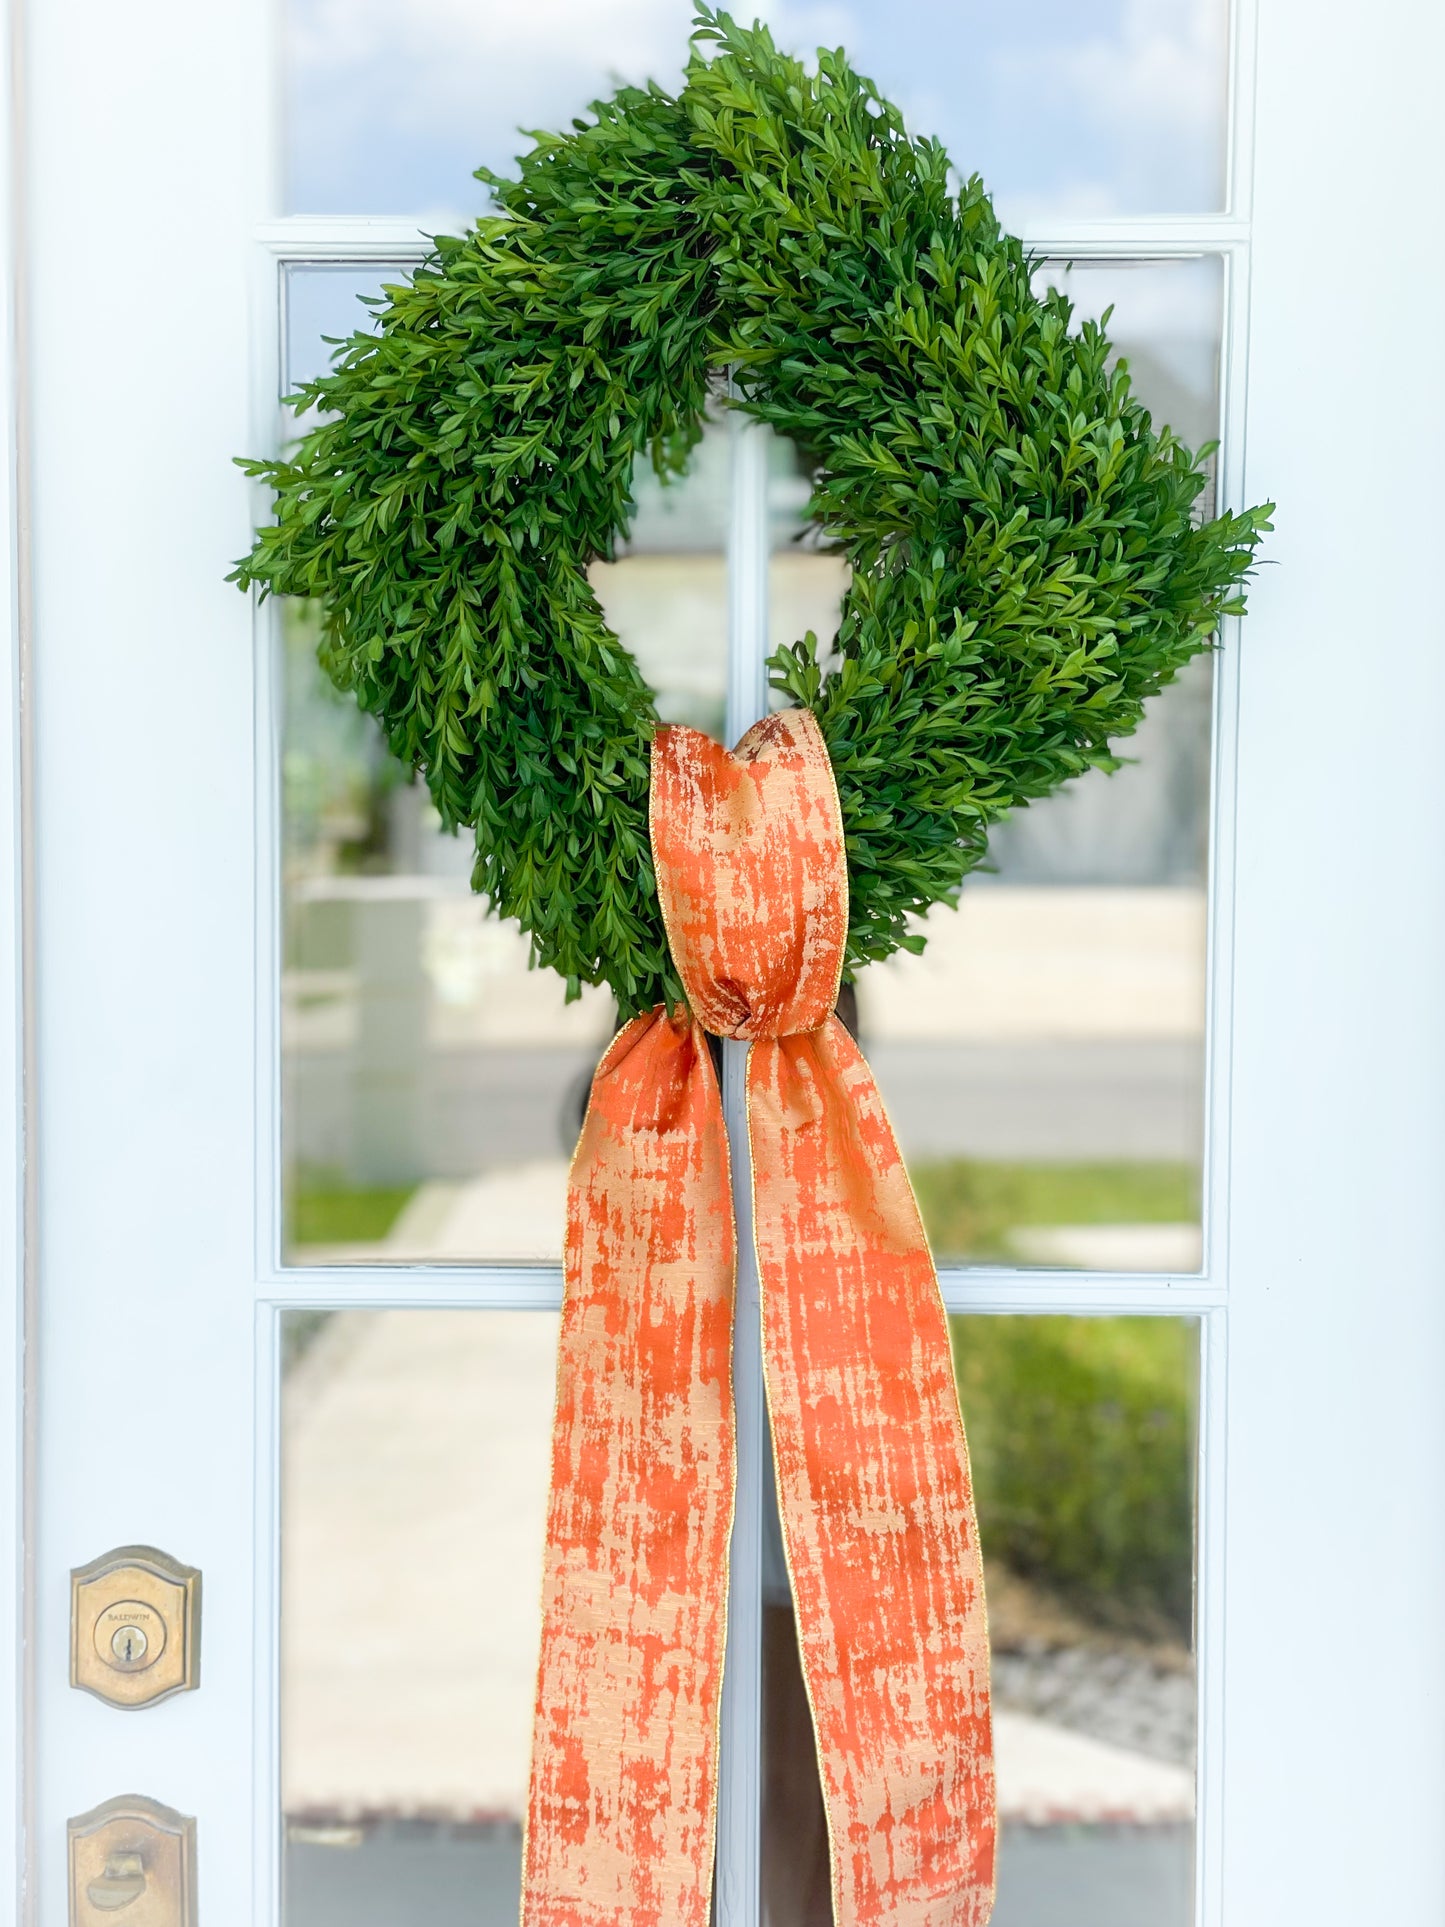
[109,1621,149,1666]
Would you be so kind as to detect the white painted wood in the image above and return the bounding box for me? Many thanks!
[254,212,1253,267]
[1223,0,1259,220]
[22,1,271,1923]
[251,1264,1225,1316]
[255,215,446,262]
[1222,0,1445,1920]
[251,1303,283,1927]
[1199,242,1252,1293]
[1,0,32,1912]
[1194,1308,1229,1927]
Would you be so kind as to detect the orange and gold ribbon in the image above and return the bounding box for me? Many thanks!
[522,710,995,1927]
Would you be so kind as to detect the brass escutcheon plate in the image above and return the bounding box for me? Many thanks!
[70,1546,200,1710]
[68,1794,196,1927]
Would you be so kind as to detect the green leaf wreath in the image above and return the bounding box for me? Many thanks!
[233,10,1272,1014]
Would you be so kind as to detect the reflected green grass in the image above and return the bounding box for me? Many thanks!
[915,1159,1196,1264]
[289,1168,415,1247]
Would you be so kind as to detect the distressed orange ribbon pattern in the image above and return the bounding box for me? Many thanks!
[522,709,995,1927]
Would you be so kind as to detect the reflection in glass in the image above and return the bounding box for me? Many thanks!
[278,253,1223,1271]
[591,406,731,738]
[280,578,616,1265]
[282,1308,558,1923]
[279,271,727,1262]
[1034,256,1224,458]
[768,432,848,696]
[761,1316,1198,1926]
[282,1307,1196,1926]
[284,0,1228,227]
[284,263,395,391]
[855,258,1224,1271]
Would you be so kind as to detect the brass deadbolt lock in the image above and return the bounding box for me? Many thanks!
[68,1794,195,1927]
[71,1547,200,1710]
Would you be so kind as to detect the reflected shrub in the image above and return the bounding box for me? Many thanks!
[952,1316,1195,1641]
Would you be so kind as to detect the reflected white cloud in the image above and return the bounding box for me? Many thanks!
[284,0,1229,223]
[988,0,1227,218]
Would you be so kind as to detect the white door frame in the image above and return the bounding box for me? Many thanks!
[2,0,30,1901]
[7,0,1445,1921]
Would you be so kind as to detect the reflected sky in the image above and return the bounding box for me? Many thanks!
[284,0,1228,226]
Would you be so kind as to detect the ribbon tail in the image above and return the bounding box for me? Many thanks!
[522,1009,736,1927]
[749,1014,996,1927]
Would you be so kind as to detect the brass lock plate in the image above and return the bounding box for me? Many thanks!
[71,1547,200,1709]
[68,1794,195,1927]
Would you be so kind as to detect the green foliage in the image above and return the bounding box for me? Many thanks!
[952,1316,1196,1640]
[233,10,1271,1012]
[913,1158,1196,1262]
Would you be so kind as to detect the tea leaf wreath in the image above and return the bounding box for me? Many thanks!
[233,10,1271,1014]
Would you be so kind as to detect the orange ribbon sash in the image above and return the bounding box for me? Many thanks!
[523,710,995,1926]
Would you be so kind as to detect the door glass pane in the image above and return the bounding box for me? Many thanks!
[279,257,1222,1272]
[281,1308,557,1922]
[284,264,391,389]
[278,269,725,1263]
[283,1,1229,227]
[762,1315,1198,1925]
[767,432,849,686]
[850,257,1224,1272]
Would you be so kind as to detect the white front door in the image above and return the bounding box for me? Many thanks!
[8,2,1445,1923]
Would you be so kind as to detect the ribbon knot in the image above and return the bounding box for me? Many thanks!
[523,711,996,1927]
[650,709,849,1041]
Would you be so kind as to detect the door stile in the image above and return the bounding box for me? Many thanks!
[2,0,34,1905]
[1194,1306,1230,1927]
[1199,237,1253,1294]
[251,1301,284,1927]
[250,243,287,1285]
